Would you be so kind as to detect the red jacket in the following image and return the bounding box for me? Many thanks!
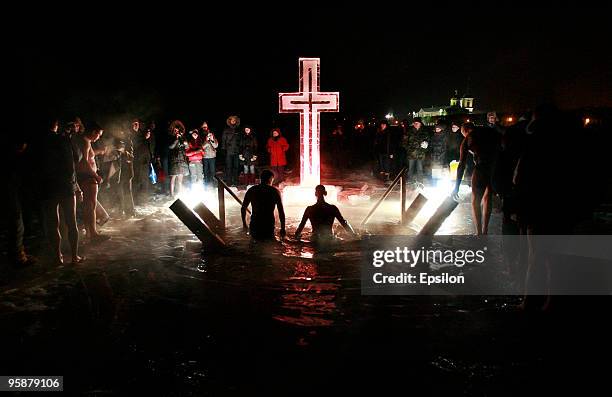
[267,136,289,166]
[186,141,204,163]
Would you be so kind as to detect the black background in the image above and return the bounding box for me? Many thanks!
[19,2,612,133]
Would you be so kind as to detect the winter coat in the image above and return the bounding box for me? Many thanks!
[120,131,135,179]
[447,131,463,162]
[373,129,392,156]
[430,130,448,166]
[403,126,430,160]
[185,139,204,163]
[134,130,155,166]
[41,133,80,198]
[239,133,258,162]
[222,116,241,155]
[202,132,219,159]
[267,136,289,167]
[329,130,345,154]
[169,137,188,165]
[222,127,240,155]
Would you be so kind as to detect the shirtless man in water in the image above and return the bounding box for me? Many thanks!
[294,185,356,243]
[241,170,286,240]
[453,122,500,235]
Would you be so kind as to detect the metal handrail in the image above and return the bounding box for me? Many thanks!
[361,166,408,225]
[215,175,250,229]
[215,176,249,211]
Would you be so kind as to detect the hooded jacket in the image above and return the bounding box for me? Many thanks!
[222,116,241,155]
[430,128,448,165]
[239,127,258,161]
[374,128,392,156]
[266,131,289,167]
[201,130,219,159]
[185,136,204,163]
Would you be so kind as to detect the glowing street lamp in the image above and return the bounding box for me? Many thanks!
[584,117,591,126]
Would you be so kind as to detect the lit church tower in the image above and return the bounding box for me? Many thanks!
[460,92,474,113]
[450,90,459,107]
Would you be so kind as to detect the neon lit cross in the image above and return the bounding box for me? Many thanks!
[279,58,339,187]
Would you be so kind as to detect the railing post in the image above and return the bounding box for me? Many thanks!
[217,179,226,229]
[400,171,407,225]
[169,199,226,248]
[360,166,407,226]
[418,196,459,235]
[404,193,428,226]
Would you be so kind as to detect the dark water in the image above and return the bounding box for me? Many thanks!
[1,183,610,395]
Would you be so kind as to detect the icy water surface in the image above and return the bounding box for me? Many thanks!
[1,174,609,395]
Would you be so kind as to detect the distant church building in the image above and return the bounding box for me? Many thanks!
[414,89,474,124]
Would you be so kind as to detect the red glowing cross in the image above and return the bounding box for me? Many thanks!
[279,58,339,186]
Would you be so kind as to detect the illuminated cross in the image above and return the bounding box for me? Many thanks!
[279,58,339,186]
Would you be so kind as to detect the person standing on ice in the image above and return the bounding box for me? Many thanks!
[486,111,505,136]
[403,117,429,185]
[222,115,241,186]
[430,122,449,185]
[238,125,258,185]
[168,120,189,198]
[453,122,500,235]
[41,121,85,265]
[294,185,356,244]
[447,121,463,162]
[132,119,155,204]
[374,120,392,181]
[266,128,289,185]
[241,169,286,240]
[200,122,218,188]
[185,129,205,189]
[74,124,111,242]
[117,121,136,217]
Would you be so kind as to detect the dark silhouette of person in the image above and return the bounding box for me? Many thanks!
[294,185,356,242]
[453,122,500,235]
[7,126,38,266]
[41,121,84,265]
[514,104,578,310]
[241,169,286,240]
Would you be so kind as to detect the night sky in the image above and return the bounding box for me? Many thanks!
[21,3,612,132]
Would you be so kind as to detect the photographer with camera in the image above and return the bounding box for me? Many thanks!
[186,129,205,189]
[168,120,189,197]
[200,122,218,188]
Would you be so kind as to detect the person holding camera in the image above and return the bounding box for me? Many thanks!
[200,122,218,188]
[133,120,156,204]
[186,129,205,189]
[168,120,189,197]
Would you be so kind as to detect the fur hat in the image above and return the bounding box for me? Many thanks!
[226,115,241,127]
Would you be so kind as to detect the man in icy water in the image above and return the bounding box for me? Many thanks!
[241,169,286,240]
[452,122,501,235]
[294,185,356,243]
